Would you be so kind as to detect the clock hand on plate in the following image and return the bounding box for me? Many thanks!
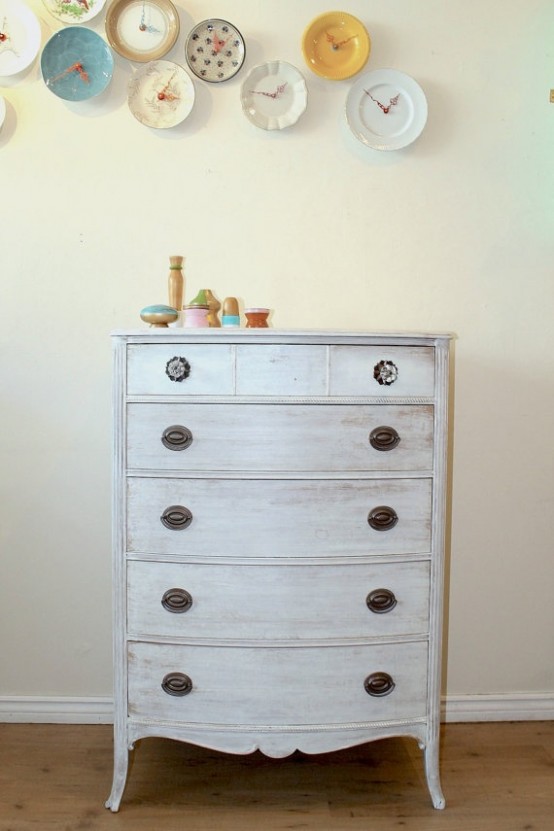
[139,2,160,33]
[212,31,228,53]
[0,16,18,56]
[250,82,288,100]
[157,70,178,101]
[365,90,399,113]
[326,32,357,50]
[48,62,90,86]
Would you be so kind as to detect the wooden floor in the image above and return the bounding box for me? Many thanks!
[0,721,552,830]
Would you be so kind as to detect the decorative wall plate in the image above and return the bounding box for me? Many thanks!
[302,11,370,80]
[0,94,6,131]
[41,27,114,101]
[241,61,307,130]
[42,0,106,25]
[346,68,428,150]
[0,0,41,77]
[185,18,245,83]
[128,60,195,128]
[105,0,179,63]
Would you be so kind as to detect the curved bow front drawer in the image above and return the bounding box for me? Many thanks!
[126,477,432,558]
[126,560,431,640]
[127,403,434,472]
[127,640,429,727]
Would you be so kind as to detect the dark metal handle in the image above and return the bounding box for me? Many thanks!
[369,426,400,451]
[162,425,193,451]
[373,360,399,386]
[162,588,193,613]
[161,672,193,697]
[160,505,193,530]
[367,506,398,531]
[366,588,397,614]
[165,356,191,383]
[364,672,395,697]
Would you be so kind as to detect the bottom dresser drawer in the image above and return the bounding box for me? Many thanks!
[127,641,428,727]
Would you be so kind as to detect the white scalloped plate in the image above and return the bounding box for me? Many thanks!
[241,61,307,131]
[346,68,428,150]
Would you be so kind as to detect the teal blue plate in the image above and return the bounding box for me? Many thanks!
[41,27,114,101]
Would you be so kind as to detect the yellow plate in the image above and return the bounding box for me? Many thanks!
[302,11,370,80]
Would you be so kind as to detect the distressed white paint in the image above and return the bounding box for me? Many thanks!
[126,403,435,472]
[107,330,450,811]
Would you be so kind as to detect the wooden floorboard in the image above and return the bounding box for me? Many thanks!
[0,722,552,830]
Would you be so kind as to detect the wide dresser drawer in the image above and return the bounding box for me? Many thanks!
[127,640,429,726]
[127,560,430,640]
[127,403,434,472]
[126,477,433,558]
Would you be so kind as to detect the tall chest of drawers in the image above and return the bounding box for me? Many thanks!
[106,329,452,811]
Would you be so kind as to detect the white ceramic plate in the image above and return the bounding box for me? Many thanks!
[0,0,41,77]
[128,60,195,128]
[0,94,6,131]
[42,0,107,25]
[241,61,308,131]
[346,68,428,151]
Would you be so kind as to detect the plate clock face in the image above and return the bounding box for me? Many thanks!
[185,18,245,83]
[346,69,428,151]
[105,0,180,63]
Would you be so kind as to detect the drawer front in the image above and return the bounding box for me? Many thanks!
[127,403,434,472]
[126,477,432,558]
[329,346,435,397]
[128,640,428,726]
[127,345,234,396]
[235,345,326,396]
[127,560,430,640]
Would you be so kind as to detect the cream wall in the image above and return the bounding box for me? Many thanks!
[1,0,553,717]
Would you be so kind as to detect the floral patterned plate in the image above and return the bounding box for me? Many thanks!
[128,60,195,128]
[42,0,106,25]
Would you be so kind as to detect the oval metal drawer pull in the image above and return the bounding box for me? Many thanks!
[366,588,397,614]
[364,672,395,697]
[161,425,193,451]
[369,426,400,451]
[367,505,398,531]
[160,505,193,530]
[161,672,193,697]
[373,359,399,386]
[165,356,191,383]
[161,588,193,613]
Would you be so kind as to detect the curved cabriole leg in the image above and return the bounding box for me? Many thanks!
[423,739,446,810]
[105,743,133,812]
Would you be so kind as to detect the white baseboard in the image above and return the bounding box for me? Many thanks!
[442,692,554,722]
[0,693,553,725]
[0,696,113,724]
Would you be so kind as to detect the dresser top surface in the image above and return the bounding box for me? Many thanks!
[112,329,454,346]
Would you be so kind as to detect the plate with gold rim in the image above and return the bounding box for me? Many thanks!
[301,11,370,80]
[105,0,179,63]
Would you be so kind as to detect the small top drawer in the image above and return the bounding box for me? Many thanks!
[235,345,326,396]
[329,346,435,397]
[127,345,234,396]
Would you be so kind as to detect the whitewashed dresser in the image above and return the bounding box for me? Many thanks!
[106,329,452,811]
